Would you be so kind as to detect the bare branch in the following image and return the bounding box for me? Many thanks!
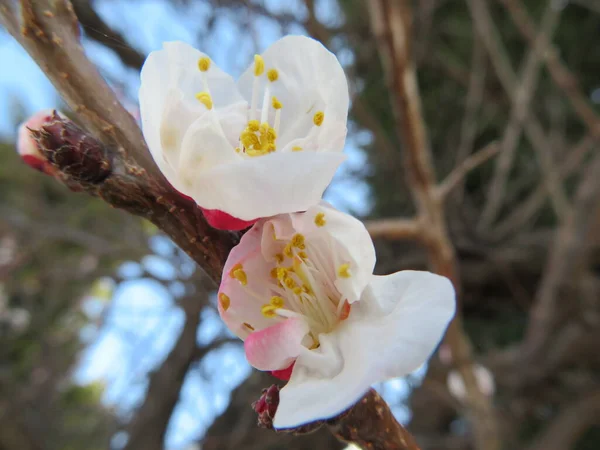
[500,0,600,140]
[522,151,600,369]
[526,389,600,450]
[0,1,237,281]
[438,142,500,200]
[364,217,422,241]
[365,1,500,449]
[477,0,564,229]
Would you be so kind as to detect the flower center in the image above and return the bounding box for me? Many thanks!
[230,221,352,349]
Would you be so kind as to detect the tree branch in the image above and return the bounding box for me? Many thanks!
[364,217,422,241]
[477,0,564,229]
[366,1,500,450]
[0,0,237,282]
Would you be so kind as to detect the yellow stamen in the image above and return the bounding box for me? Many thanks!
[283,243,293,258]
[218,293,230,311]
[275,253,284,264]
[292,146,303,152]
[338,263,351,279]
[270,296,284,308]
[261,304,277,318]
[315,212,326,227]
[313,111,324,126]
[291,233,306,249]
[195,91,213,110]
[298,251,307,259]
[267,68,279,82]
[270,267,278,278]
[247,120,260,132]
[254,55,265,76]
[198,56,211,72]
[272,96,282,110]
[284,276,297,290]
[229,263,248,285]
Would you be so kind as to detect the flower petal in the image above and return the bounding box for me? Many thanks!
[290,203,376,303]
[245,317,310,371]
[273,270,455,428]
[190,152,346,220]
[237,35,349,150]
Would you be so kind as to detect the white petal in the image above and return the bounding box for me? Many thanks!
[178,113,239,188]
[161,41,245,109]
[190,152,346,220]
[291,203,376,303]
[237,35,349,150]
[273,271,455,428]
[218,223,278,340]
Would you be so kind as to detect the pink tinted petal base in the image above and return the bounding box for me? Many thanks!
[201,207,257,230]
[244,317,309,371]
[21,154,55,176]
[270,362,295,381]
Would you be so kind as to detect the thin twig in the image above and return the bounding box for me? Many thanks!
[500,0,600,140]
[438,142,500,199]
[366,2,500,450]
[478,0,564,229]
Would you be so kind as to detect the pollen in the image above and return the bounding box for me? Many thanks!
[298,251,307,259]
[254,55,265,76]
[272,96,282,110]
[283,243,293,258]
[284,276,297,290]
[276,267,289,281]
[270,267,278,278]
[338,263,351,278]
[275,253,284,264]
[218,292,230,311]
[247,120,260,132]
[315,212,326,227]
[291,233,306,249]
[243,322,255,331]
[313,111,324,126]
[229,263,248,285]
[197,56,211,72]
[195,91,213,110]
[267,68,279,82]
[270,296,284,308]
[261,304,277,318]
[292,146,303,152]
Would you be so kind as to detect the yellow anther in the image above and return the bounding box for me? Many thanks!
[254,55,265,76]
[298,251,307,259]
[229,263,248,285]
[243,322,255,331]
[276,267,289,280]
[247,120,260,132]
[283,243,293,258]
[267,68,279,82]
[302,284,312,294]
[315,212,326,227]
[197,56,211,72]
[338,263,351,279]
[309,341,321,350]
[292,146,303,152]
[261,304,277,318]
[272,96,282,110]
[270,296,284,308]
[270,267,278,278]
[291,233,306,249]
[195,91,213,110]
[313,111,324,126]
[218,293,230,311]
[235,147,241,153]
[284,276,297,290]
[275,253,284,264]
[293,286,302,295]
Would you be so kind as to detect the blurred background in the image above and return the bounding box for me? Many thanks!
[0,1,599,449]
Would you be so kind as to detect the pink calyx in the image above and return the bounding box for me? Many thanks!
[201,207,257,230]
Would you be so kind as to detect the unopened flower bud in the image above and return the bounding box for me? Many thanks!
[252,384,280,429]
[17,109,58,176]
[28,110,111,184]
